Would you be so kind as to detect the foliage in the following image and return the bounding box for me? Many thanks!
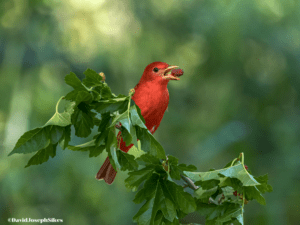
[8,69,272,225]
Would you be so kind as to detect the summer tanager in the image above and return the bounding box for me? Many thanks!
[96,61,184,184]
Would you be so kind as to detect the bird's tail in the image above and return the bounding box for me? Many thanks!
[95,157,117,184]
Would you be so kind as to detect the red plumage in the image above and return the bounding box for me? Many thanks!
[96,62,183,184]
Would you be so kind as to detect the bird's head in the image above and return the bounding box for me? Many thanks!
[141,61,183,82]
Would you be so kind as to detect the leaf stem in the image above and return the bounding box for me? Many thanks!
[56,96,64,113]
[127,99,131,125]
[89,84,103,90]
[240,152,244,165]
[230,158,238,167]
[127,89,135,126]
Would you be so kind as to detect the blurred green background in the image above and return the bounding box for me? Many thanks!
[1,0,300,224]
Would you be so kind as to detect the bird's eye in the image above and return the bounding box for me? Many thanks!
[153,67,159,72]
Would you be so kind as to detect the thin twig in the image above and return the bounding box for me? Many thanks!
[180,174,199,190]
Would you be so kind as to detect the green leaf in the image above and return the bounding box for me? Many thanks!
[25,143,57,168]
[130,105,147,129]
[255,174,273,193]
[91,100,128,114]
[125,167,154,191]
[58,125,71,150]
[168,155,178,165]
[44,102,75,127]
[120,119,138,148]
[195,186,218,199]
[177,164,197,172]
[64,90,93,105]
[127,141,146,159]
[136,127,166,159]
[110,111,130,129]
[168,155,197,180]
[132,174,160,224]
[67,139,105,157]
[121,126,132,146]
[133,174,177,225]
[169,165,181,180]
[197,202,240,222]
[8,127,50,156]
[244,186,266,205]
[90,110,102,126]
[215,206,243,224]
[154,211,163,225]
[161,180,196,214]
[72,107,94,138]
[93,112,111,145]
[133,193,156,225]
[219,163,260,186]
[184,162,260,186]
[117,150,138,171]
[119,115,132,133]
[106,127,120,170]
[65,72,86,91]
[219,177,244,194]
[167,156,181,180]
[196,202,218,217]
[89,145,105,157]
[236,213,244,225]
[101,83,114,99]
[174,185,197,214]
[156,186,177,222]
[195,179,220,190]
[133,173,160,204]
[65,100,76,113]
[49,126,65,144]
[162,218,180,225]
[221,186,235,196]
[136,153,161,165]
[82,68,104,88]
[92,86,102,101]
[132,101,146,123]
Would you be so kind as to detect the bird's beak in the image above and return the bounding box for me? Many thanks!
[163,65,180,80]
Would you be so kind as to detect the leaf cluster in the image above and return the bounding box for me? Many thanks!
[184,157,273,225]
[125,154,197,225]
[9,69,165,171]
[8,69,272,225]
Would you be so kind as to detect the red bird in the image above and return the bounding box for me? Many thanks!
[96,62,183,184]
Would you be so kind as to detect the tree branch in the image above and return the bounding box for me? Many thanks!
[180,174,199,190]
